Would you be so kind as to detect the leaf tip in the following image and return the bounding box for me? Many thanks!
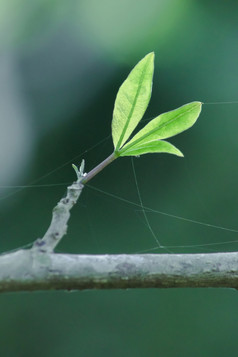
[196,101,203,116]
[146,51,155,61]
[141,52,155,65]
[193,101,203,110]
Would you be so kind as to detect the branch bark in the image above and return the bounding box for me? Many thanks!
[34,162,85,253]
[0,250,238,293]
[2,161,237,294]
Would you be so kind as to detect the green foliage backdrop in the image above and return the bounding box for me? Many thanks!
[1,1,238,356]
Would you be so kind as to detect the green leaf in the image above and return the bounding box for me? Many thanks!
[119,102,202,155]
[112,52,154,151]
[119,140,183,157]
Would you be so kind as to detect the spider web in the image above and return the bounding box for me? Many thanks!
[1,100,238,255]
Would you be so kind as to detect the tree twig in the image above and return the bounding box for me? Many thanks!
[33,161,85,253]
[81,152,117,184]
[2,160,237,294]
[0,250,238,293]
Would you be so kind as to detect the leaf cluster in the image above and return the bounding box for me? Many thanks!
[112,52,202,158]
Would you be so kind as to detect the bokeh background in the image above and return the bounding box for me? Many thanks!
[1,1,238,356]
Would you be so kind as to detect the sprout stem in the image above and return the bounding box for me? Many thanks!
[82,152,117,184]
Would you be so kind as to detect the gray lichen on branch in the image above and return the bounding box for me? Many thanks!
[1,159,238,293]
[33,161,86,253]
[1,250,238,293]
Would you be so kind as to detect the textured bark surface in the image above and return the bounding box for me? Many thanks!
[38,179,84,253]
[2,163,236,294]
[1,250,238,293]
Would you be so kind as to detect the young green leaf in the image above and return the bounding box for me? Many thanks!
[112,52,154,151]
[119,101,202,156]
[119,140,183,157]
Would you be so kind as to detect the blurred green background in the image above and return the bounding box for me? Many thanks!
[1,0,238,356]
